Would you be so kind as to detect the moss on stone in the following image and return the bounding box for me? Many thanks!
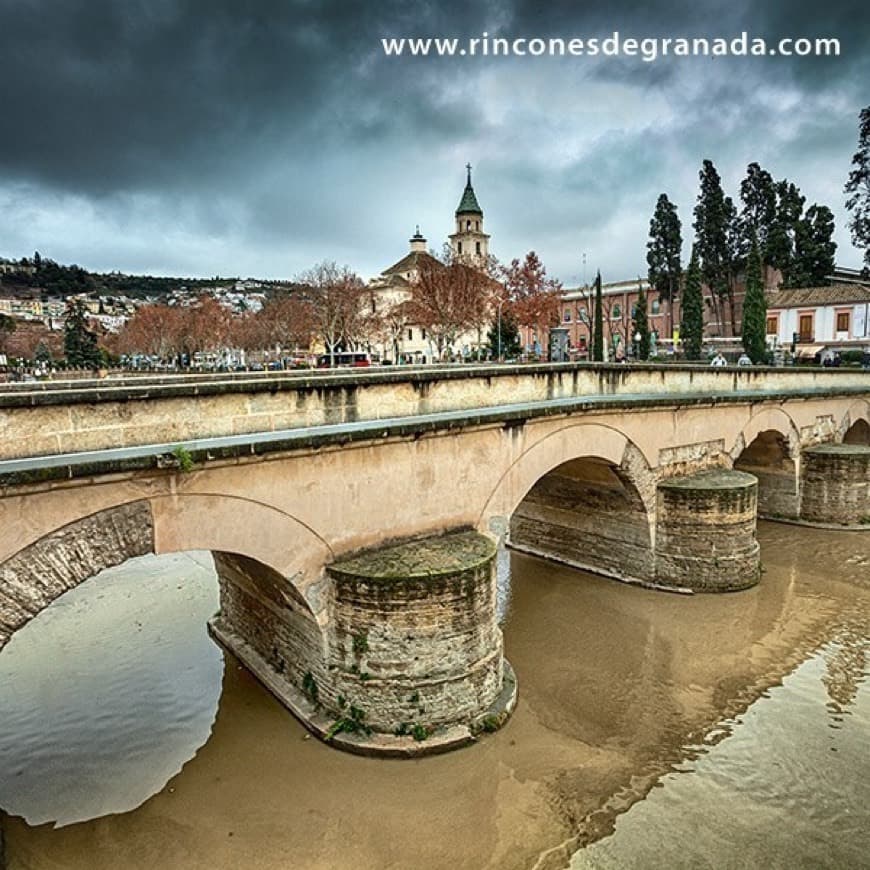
[804,444,870,456]
[658,469,758,491]
[328,531,496,582]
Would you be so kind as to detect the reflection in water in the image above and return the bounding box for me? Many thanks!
[570,633,870,870]
[1,523,868,869]
[0,552,221,827]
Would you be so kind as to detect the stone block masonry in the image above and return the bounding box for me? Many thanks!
[210,530,516,756]
[655,470,760,592]
[509,458,655,585]
[0,502,153,652]
[326,531,508,734]
[800,445,870,526]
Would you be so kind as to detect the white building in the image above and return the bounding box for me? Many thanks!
[369,167,493,363]
[766,284,870,359]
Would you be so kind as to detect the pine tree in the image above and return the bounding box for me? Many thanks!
[741,235,767,364]
[739,162,776,259]
[681,247,704,361]
[844,105,870,270]
[646,193,682,338]
[592,271,604,362]
[792,204,837,287]
[632,282,650,360]
[767,180,805,285]
[693,160,730,333]
[64,298,102,368]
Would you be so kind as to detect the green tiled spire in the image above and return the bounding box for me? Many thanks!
[456,163,483,215]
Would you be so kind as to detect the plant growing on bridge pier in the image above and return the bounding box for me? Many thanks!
[352,632,369,655]
[170,446,195,473]
[411,722,432,741]
[302,671,319,704]
[325,704,370,740]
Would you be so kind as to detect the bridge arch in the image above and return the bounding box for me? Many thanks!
[841,399,870,445]
[0,495,332,655]
[731,406,801,462]
[480,422,652,523]
[730,408,801,519]
[480,422,656,585]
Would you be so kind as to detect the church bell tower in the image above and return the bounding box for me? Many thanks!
[449,164,490,266]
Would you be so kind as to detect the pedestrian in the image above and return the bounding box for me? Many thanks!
[710,352,727,367]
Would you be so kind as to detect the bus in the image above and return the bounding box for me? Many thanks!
[316,351,380,368]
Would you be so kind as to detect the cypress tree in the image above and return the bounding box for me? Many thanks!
[741,235,767,364]
[592,270,604,362]
[681,247,704,361]
[632,281,650,360]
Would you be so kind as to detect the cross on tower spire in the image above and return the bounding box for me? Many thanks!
[466,162,472,184]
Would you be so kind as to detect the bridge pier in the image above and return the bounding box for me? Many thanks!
[210,531,515,756]
[655,470,761,592]
[799,444,870,526]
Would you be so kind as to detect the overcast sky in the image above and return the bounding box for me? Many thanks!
[1,0,867,285]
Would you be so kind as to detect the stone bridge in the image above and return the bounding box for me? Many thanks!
[1,363,868,754]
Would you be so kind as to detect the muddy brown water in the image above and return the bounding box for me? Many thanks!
[1,522,868,869]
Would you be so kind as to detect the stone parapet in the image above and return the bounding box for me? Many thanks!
[655,470,760,592]
[2,363,868,462]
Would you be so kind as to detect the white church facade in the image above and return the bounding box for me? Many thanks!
[367,166,492,363]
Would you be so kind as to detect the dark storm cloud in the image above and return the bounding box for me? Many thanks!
[0,0,867,279]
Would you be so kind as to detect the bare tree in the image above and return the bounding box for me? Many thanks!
[298,262,367,366]
[406,247,495,360]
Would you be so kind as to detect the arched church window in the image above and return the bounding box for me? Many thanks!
[458,241,463,254]
[475,242,481,255]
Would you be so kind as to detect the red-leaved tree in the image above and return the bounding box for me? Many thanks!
[501,251,562,346]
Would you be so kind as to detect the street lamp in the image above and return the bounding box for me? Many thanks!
[634,330,641,360]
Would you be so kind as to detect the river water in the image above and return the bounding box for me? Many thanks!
[1,522,868,869]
